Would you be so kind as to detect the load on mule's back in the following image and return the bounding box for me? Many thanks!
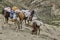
[2,6,11,16]
[11,6,19,21]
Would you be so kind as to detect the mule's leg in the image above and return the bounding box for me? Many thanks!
[28,20,29,24]
[4,17,6,24]
[25,19,26,24]
[24,17,27,24]
[27,17,30,25]
[31,29,35,35]
[20,20,22,29]
[18,21,20,29]
[38,28,40,35]
[18,19,22,29]
[27,16,32,25]
[6,17,9,23]
[15,19,19,31]
[35,29,37,35]
[5,16,8,23]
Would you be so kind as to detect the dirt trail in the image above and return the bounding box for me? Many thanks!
[0,14,60,40]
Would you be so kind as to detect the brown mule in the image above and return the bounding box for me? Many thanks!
[17,12,25,29]
[31,22,40,35]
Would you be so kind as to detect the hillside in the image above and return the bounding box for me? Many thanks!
[0,0,60,40]
[0,14,60,40]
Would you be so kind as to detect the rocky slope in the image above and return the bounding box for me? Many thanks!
[0,0,60,39]
[0,14,60,40]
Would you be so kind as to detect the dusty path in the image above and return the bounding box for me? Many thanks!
[0,14,60,40]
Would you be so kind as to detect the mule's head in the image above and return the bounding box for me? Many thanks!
[30,10,35,17]
[29,10,35,21]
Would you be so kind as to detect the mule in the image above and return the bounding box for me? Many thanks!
[17,12,25,29]
[31,22,40,35]
[2,9,10,23]
[23,10,35,24]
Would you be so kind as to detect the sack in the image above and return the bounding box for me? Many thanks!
[10,11,15,18]
[4,7,11,12]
